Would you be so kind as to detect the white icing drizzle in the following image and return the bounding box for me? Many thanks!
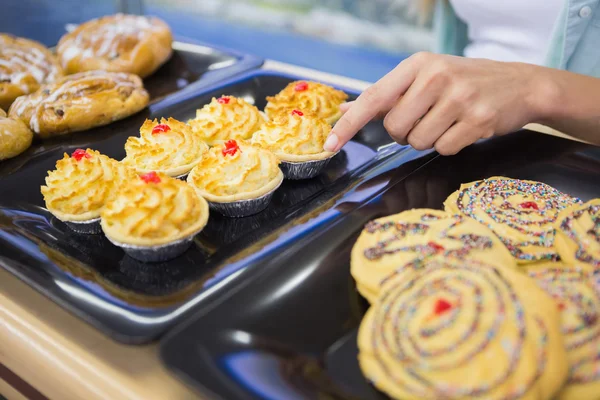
[0,38,60,92]
[59,14,161,65]
[12,71,138,133]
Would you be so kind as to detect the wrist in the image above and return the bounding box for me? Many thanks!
[524,64,563,124]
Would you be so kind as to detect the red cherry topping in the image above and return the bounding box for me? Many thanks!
[520,201,539,210]
[152,124,171,134]
[428,241,445,253]
[294,82,309,91]
[291,110,304,117]
[217,96,231,104]
[72,149,91,161]
[222,140,240,157]
[140,171,161,184]
[434,298,453,316]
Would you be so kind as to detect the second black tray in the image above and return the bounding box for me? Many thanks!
[160,131,600,399]
[0,70,435,343]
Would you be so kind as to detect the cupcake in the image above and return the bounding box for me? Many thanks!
[41,148,136,233]
[265,81,348,125]
[252,109,337,179]
[122,117,208,178]
[101,172,209,262]
[187,95,264,146]
[187,140,283,217]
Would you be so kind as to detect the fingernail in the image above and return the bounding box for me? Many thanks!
[324,133,339,152]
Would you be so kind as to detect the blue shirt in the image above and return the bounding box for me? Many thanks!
[434,0,600,77]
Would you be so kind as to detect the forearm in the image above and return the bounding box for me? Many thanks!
[531,66,600,143]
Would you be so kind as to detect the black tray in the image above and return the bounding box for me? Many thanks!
[160,131,600,399]
[0,69,437,343]
[142,37,264,102]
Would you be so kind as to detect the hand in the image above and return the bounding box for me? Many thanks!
[324,52,547,155]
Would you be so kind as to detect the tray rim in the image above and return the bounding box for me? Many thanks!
[157,131,600,399]
[0,69,418,344]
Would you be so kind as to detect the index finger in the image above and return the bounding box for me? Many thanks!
[324,56,420,152]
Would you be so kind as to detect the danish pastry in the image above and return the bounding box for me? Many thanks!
[251,109,335,162]
[0,108,33,161]
[57,13,173,78]
[527,266,600,400]
[265,81,348,125]
[444,176,582,263]
[9,71,149,138]
[358,258,568,400]
[350,208,516,302]
[123,117,208,177]
[0,34,63,111]
[41,148,136,222]
[554,199,600,270]
[188,96,264,146]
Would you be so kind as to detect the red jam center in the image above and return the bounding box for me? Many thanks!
[217,96,231,104]
[520,201,539,210]
[152,124,171,134]
[72,149,91,161]
[294,82,309,92]
[428,241,445,253]
[222,140,240,156]
[558,303,566,311]
[291,109,304,116]
[140,171,161,184]
[434,298,453,316]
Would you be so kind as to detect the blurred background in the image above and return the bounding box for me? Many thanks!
[3,0,433,82]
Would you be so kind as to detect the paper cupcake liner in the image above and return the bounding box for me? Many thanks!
[280,153,337,180]
[64,217,102,234]
[106,233,198,263]
[208,181,282,218]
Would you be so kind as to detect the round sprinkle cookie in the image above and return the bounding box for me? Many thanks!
[444,176,582,264]
[527,267,600,400]
[358,258,568,400]
[350,209,516,303]
[554,199,600,271]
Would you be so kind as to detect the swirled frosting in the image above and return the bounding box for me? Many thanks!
[0,34,63,110]
[101,172,209,246]
[41,149,136,221]
[251,110,335,161]
[358,258,568,400]
[187,140,282,202]
[123,117,208,176]
[188,96,263,146]
[265,81,348,125]
[554,199,600,270]
[351,208,517,303]
[444,177,582,264]
[527,267,600,400]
